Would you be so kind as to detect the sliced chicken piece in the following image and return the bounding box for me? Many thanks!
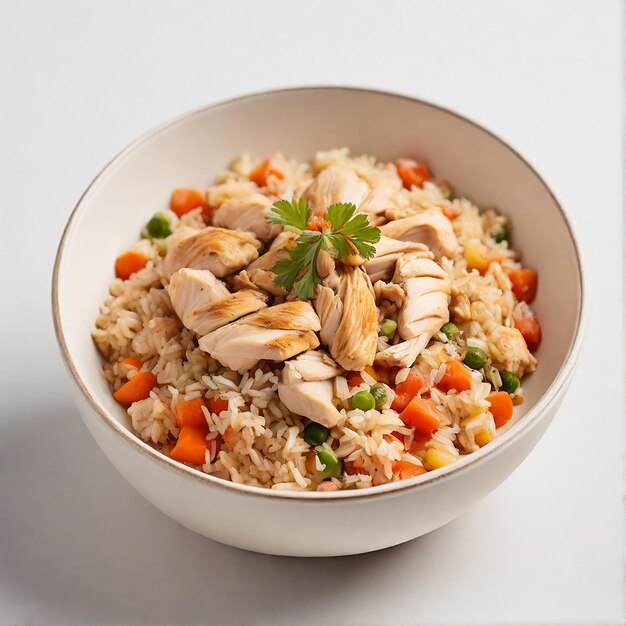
[189,290,269,335]
[376,336,427,368]
[199,302,320,372]
[243,231,297,296]
[168,268,268,335]
[287,350,343,381]
[164,226,261,278]
[358,173,402,220]
[305,166,369,214]
[278,362,342,428]
[315,286,343,348]
[242,301,321,332]
[364,236,430,282]
[315,267,378,371]
[168,268,229,317]
[211,193,281,240]
[375,253,451,368]
[379,210,459,259]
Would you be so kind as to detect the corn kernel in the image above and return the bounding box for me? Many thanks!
[463,241,489,273]
[475,427,494,447]
[425,447,456,470]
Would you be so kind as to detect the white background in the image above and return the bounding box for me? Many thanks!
[0,1,623,625]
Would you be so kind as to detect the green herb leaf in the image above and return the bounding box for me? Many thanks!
[268,198,312,232]
[267,198,381,300]
[325,203,380,259]
[271,230,327,299]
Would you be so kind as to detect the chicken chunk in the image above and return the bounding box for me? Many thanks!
[305,166,369,214]
[364,236,430,282]
[212,193,281,241]
[164,226,261,278]
[242,231,297,295]
[379,210,459,259]
[315,267,378,370]
[287,350,343,381]
[358,173,402,220]
[168,268,268,335]
[198,302,320,372]
[278,361,342,428]
[375,253,451,368]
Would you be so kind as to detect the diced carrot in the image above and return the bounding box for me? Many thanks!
[442,205,459,220]
[514,315,542,352]
[508,268,538,303]
[407,431,431,454]
[120,356,142,370]
[170,426,209,465]
[175,397,208,429]
[113,371,157,405]
[400,397,441,434]
[115,251,148,280]
[249,158,284,187]
[222,426,240,450]
[487,391,514,428]
[344,459,369,475]
[437,359,472,393]
[209,397,229,415]
[391,373,426,412]
[392,460,427,480]
[395,158,431,189]
[306,215,331,231]
[170,187,208,217]
[363,365,379,382]
[346,371,364,387]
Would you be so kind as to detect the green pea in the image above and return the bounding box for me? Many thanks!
[351,391,376,411]
[493,226,508,244]
[440,322,460,342]
[303,422,329,446]
[379,319,398,338]
[500,370,520,394]
[370,383,387,409]
[146,212,172,239]
[464,346,488,370]
[316,448,343,478]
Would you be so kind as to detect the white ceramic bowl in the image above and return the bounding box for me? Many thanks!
[52,87,586,556]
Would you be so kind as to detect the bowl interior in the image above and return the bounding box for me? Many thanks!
[55,87,583,487]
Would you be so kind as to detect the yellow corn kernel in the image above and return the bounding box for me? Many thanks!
[475,427,494,447]
[425,447,456,470]
[469,406,486,419]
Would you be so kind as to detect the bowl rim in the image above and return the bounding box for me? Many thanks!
[52,85,588,502]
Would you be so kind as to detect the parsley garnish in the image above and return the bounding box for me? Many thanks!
[268,198,381,299]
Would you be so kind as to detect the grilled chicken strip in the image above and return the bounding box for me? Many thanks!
[168,268,268,335]
[212,193,281,241]
[379,210,459,259]
[305,166,369,214]
[315,267,378,370]
[364,236,430,282]
[164,226,261,278]
[278,360,342,428]
[375,253,451,368]
[199,301,320,372]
